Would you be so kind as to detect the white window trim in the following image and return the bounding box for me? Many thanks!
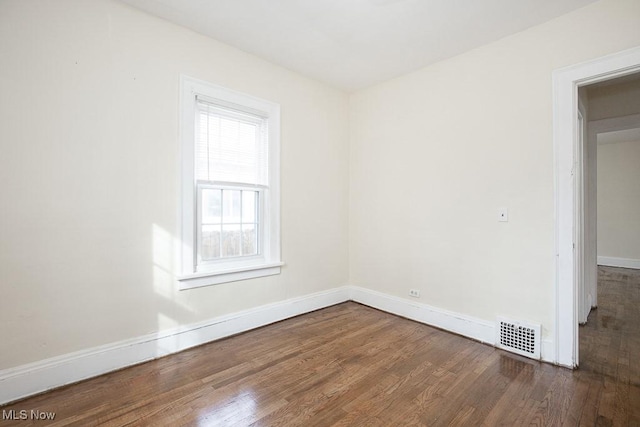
[178,75,282,290]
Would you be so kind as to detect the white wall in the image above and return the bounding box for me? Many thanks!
[597,138,640,262]
[349,0,640,343]
[0,0,349,370]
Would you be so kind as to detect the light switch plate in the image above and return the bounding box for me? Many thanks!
[498,207,509,222]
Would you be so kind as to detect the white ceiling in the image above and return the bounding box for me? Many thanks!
[119,0,598,91]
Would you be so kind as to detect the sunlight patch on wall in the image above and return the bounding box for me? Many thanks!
[152,223,197,321]
[152,223,177,299]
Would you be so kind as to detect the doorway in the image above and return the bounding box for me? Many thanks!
[552,46,640,368]
[578,75,640,327]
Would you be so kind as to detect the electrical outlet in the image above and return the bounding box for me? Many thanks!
[409,289,420,298]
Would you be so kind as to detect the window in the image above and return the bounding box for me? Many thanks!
[178,76,282,289]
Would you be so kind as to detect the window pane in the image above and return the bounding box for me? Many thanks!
[201,225,221,260]
[222,190,241,224]
[222,224,241,257]
[242,191,257,223]
[195,100,269,186]
[202,189,221,224]
[242,224,257,256]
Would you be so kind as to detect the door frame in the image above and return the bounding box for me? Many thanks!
[552,46,640,368]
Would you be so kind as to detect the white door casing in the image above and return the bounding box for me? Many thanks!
[552,46,640,368]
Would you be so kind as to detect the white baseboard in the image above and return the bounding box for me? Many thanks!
[0,287,350,405]
[541,340,554,364]
[1,284,557,405]
[598,256,640,270]
[348,286,495,344]
[348,286,555,364]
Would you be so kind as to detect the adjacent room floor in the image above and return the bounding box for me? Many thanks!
[1,266,639,426]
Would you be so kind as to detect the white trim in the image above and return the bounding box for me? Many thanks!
[0,287,349,405]
[597,256,640,270]
[178,263,284,289]
[553,46,640,368]
[541,340,553,362]
[177,262,285,281]
[349,286,494,344]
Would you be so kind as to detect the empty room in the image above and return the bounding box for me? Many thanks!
[1,0,639,425]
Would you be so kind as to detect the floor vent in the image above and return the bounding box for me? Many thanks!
[496,317,541,359]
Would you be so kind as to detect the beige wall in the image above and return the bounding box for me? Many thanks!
[597,139,640,260]
[1,0,640,372]
[0,0,349,369]
[349,0,640,340]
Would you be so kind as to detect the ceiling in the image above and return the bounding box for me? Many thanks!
[598,128,640,145]
[119,0,598,91]
[588,71,640,89]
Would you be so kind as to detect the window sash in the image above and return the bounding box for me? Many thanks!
[196,182,264,269]
[195,99,269,187]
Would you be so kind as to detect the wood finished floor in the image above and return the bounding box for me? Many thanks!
[1,266,639,426]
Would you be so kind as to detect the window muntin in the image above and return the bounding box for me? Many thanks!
[197,184,260,262]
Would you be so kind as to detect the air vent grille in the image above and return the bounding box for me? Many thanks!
[496,317,541,359]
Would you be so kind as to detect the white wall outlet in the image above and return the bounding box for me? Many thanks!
[409,289,420,298]
[498,207,509,222]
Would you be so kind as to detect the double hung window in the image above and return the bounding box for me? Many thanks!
[179,76,281,289]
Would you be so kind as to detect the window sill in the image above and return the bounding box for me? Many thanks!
[177,261,284,290]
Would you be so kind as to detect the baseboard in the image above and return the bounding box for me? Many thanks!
[540,340,554,364]
[348,286,495,344]
[1,284,559,405]
[0,287,350,405]
[598,256,640,270]
[348,286,555,364]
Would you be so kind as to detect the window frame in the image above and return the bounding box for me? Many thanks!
[178,76,282,289]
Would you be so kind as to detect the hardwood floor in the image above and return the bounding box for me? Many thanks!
[577,266,640,426]
[1,266,639,426]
